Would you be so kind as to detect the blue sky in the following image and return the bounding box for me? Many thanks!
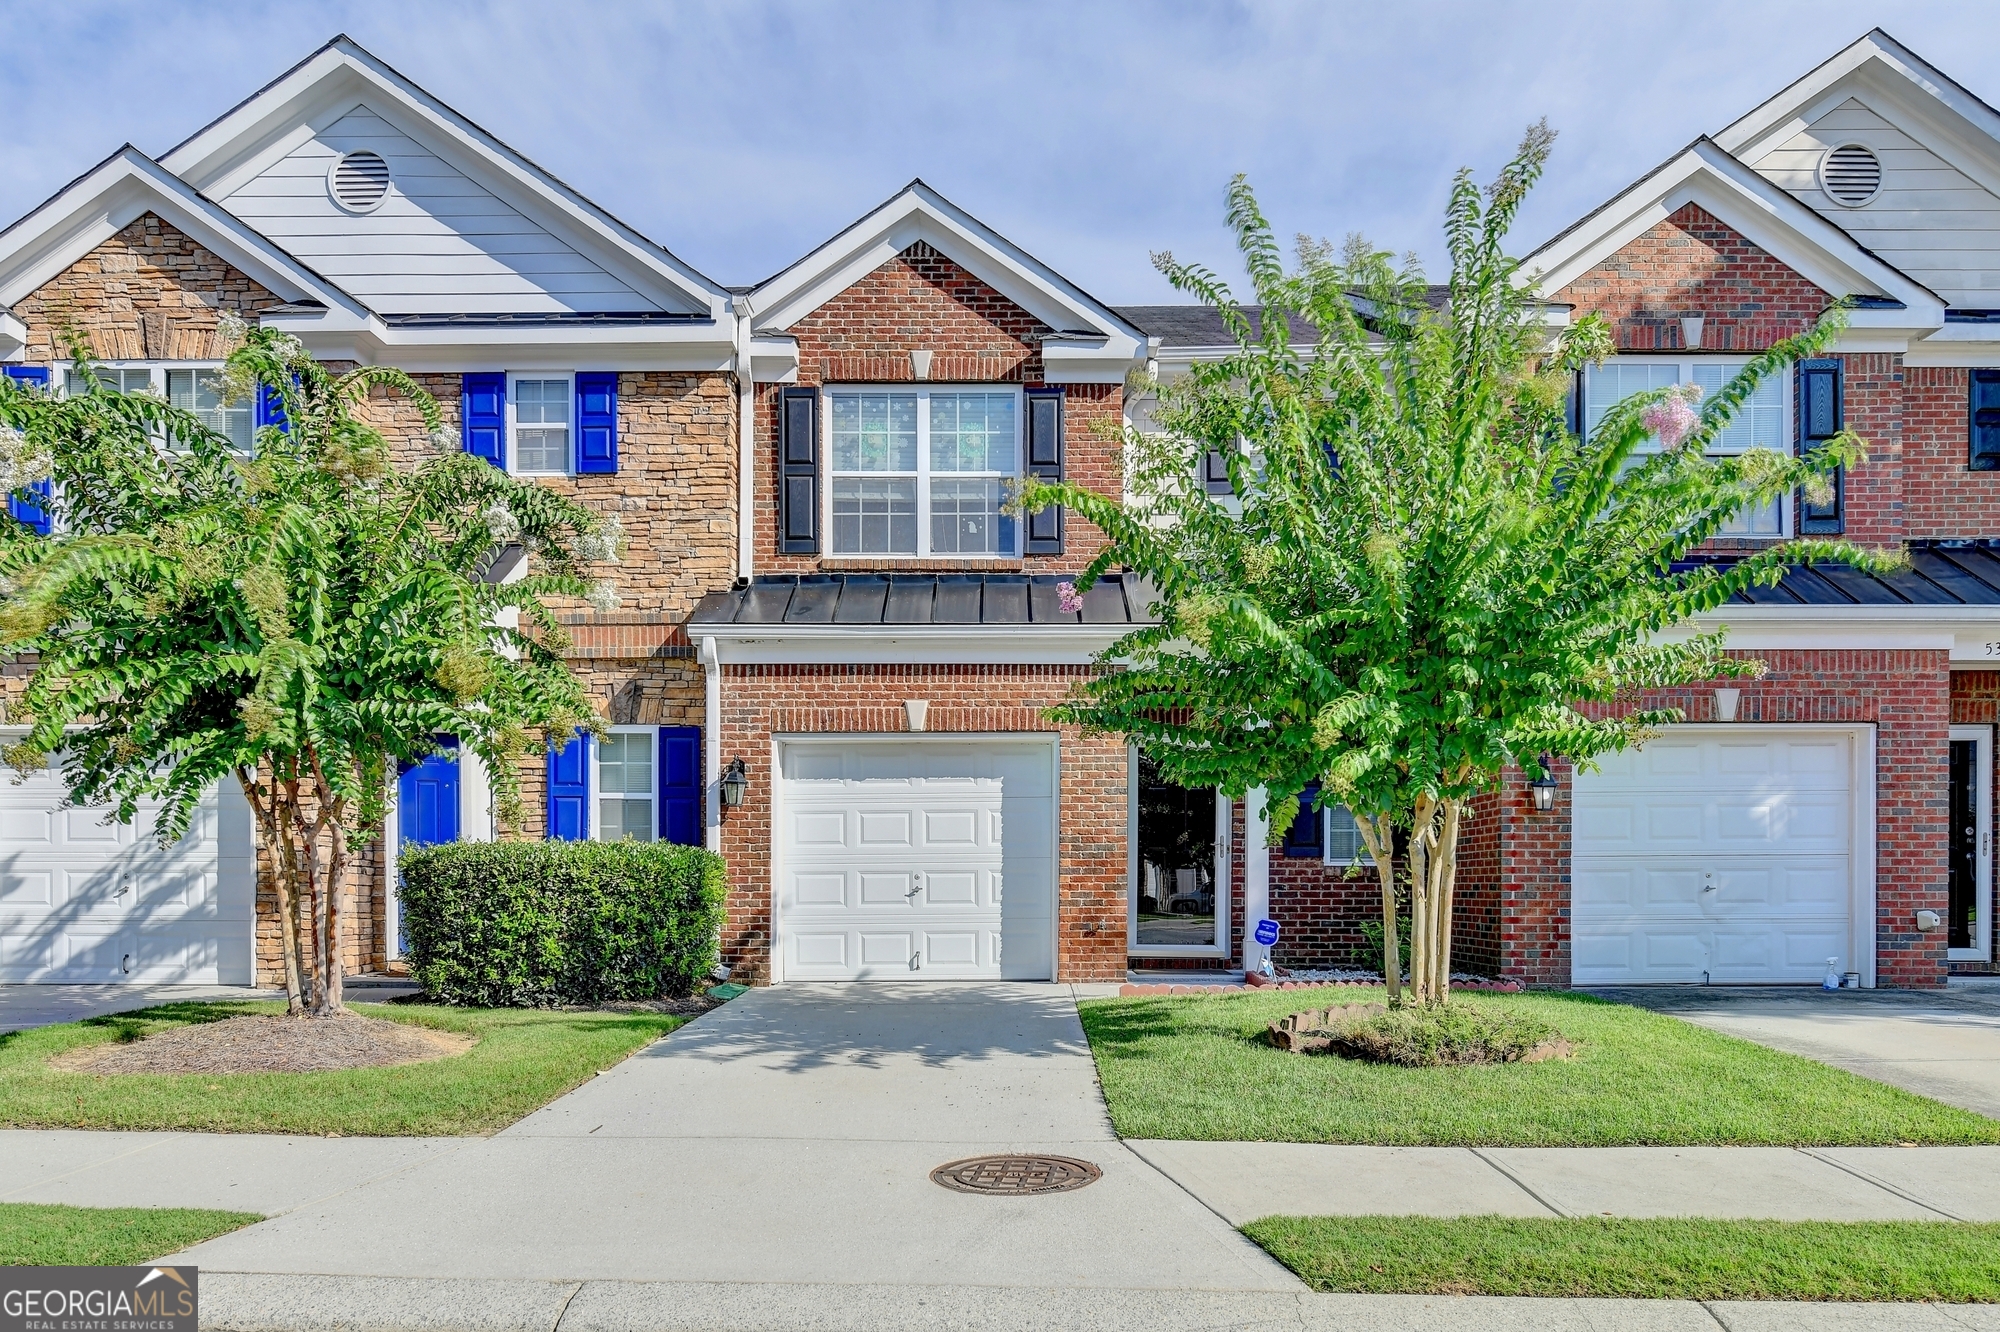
[4,1,1998,303]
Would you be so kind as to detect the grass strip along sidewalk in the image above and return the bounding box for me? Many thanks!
[1245,1215,2000,1301]
[0,1202,261,1266]
[1080,988,2000,1145]
[0,1000,687,1136]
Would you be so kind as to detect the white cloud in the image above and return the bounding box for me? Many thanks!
[4,0,1998,302]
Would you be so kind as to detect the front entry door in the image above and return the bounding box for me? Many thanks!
[1948,725,1991,962]
[395,742,460,956]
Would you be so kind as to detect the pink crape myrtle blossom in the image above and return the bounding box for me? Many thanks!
[1057,580,1084,614]
[1640,383,1704,451]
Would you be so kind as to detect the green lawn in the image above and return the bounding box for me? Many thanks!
[1244,1215,2000,1300]
[1080,988,2000,1145]
[0,1202,261,1266]
[0,1001,687,1136]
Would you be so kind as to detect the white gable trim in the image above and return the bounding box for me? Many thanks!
[159,37,728,322]
[1717,30,2000,203]
[0,145,368,322]
[748,180,1146,384]
[1522,139,1945,331]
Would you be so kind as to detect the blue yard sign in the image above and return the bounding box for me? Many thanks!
[1253,918,1280,947]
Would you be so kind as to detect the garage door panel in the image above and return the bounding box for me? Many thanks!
[778,741,1054,981]
[0,870,53,906]
[0,808,50,843]
[1573,730,1856,985]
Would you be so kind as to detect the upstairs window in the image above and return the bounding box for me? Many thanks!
[1971,369,2000,471]
[827,387,1020,557]
[511,375,572,475]
[166,369,253,451]
[1583,358,1789,537]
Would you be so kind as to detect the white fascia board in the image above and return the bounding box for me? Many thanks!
[289,324,735,373]
[749,335,800,383]
[1717,32,2000,200]
[1677,604,2000,662]
[160,40,729,320]
[1521,142,1943,326]
[703,623,1131,666]
[0,147,364,317]
[1042,338,1141,384]
[0,310,24,360]
[751,182,1145,361]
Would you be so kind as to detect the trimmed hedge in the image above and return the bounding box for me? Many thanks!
[399,840,726,1007]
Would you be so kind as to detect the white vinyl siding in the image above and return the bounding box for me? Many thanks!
[596,729,655,843]
[1584,359,1788,537]
[827,388,1020,558]
[1752,97,2000,308]
[511,375,571,475]
[219,103,666,316]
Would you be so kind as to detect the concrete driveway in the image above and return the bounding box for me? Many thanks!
[170,983,1297,1292]
[0,983,279,1033]
[1595,984,2000,1119]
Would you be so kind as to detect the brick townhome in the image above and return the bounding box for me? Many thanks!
[5,30,2000,990]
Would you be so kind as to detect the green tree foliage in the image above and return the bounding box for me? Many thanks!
[1023,124,1891,1006]
[0,324,619,1015]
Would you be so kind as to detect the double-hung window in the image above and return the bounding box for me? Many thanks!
[595,728,655,842]
[59,364,253,452]
[511,375,572,475]
[1583,358,1789,536]
[1324,806,1376,867]
[828,387,1020,557]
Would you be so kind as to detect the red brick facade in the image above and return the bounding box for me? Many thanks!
[714,663,1126,983]
[754,241,1120,577]
[1550,203,1832,353]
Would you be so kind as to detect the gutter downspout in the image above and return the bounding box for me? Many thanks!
[1242,787,1269,975]
[702,635,722,854]
[732,294,756,584]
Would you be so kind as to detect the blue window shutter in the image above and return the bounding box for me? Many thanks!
[4,369,52,535]
[658,725,702,846]
[575,372,617,474]
[1971,369,2000,471]
[462,373,506,469]
[778,386,819,554]
[254,381,288,434]
[547,730,591,841]
[1283,783,1324,858]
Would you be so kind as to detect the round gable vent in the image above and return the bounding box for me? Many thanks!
[329,150,391,213]
[1819,143,1882,207]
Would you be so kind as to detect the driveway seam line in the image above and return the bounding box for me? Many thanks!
[1792,1147,1966,1220]
[1698,1298,1737,1330]
[548,1280,584,1332]
[0,1133,186,1202]
[1467,1148,1569,1217]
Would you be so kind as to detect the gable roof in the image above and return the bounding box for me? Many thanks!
[746,180,1146,383]
[158,35,728,321]
[0,144,368,321]
[1520,137,1944,330]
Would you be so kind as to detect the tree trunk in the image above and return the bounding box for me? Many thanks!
[1359,814,1402,1008]
[1436,799,1462,1004]
[237,768,305,1016]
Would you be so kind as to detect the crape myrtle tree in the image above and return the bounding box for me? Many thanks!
[0,322,624,1016]
[1022,123,1893,1007]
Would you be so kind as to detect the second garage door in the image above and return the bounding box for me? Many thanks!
[1572,729,1862,986]
[776,739,1055,981]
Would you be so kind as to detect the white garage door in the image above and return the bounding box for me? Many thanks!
[1573,730,1859,985]
[776,740,1055,981]
[0,759,256,984]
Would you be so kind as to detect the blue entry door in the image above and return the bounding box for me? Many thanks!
[399,742,460,847]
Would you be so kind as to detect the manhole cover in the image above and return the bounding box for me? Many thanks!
[929,1154,1101,1196]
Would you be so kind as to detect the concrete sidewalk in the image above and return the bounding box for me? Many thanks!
[197,1273,2000,1331]
[1132,1141,2000,1223]
[0,983,280,1033]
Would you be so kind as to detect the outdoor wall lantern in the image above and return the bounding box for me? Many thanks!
[719,758,749,809]
[1529,753,1558,813]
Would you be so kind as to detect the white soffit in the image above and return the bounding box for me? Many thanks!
[159,36,729,322]
[0,145,365,319]
[1716,29,2000,203]
[1520,139,1943,327]
[748,180,1146,379]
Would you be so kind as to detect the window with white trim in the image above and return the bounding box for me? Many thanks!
[57,363,254,452]
[1324,805,1375,867]
[827,387,1020,557]
[510,374,572,475]
[1583,358,1789,536]
[595,727,655,843]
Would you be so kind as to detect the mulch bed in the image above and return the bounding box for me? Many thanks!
[53,1014,476,1075]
